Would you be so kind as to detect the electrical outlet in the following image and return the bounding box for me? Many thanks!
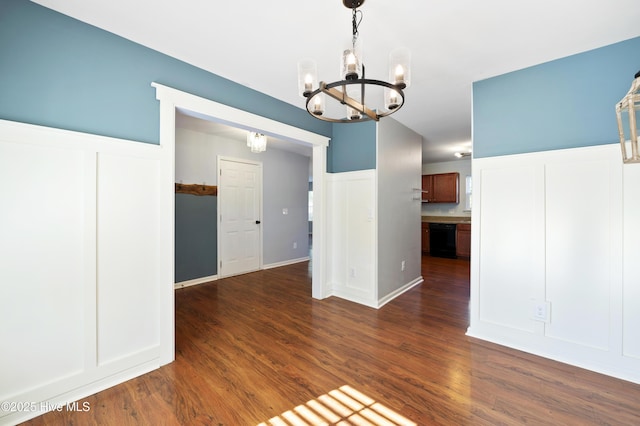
[293,241,297,249]
[350,267,356,278]
[531,300,550,322]
[534,303,546,320]
[401,260,406,271]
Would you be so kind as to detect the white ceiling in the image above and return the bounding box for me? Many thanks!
[33,0,640,163]
[175,111,313,157]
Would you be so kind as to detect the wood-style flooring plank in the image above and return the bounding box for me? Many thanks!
[22,256,640,425]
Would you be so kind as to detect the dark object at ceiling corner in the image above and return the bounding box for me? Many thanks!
[343,0,365,9]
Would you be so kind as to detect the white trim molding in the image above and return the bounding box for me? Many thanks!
[263,257,311,270]
[174,275,218,289]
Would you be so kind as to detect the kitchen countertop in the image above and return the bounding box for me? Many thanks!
[422,215,471,224]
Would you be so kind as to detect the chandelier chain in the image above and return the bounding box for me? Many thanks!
[351,7,362,49]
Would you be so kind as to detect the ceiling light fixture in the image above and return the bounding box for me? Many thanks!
[297,0,410,123]
[247,132,267,153]
[616,70,640,164]
[454,152,472,158]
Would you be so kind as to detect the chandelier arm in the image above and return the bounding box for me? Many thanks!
[322,84,378,121]
[304,79,405,123]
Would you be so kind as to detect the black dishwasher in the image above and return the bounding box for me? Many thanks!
[429,223,457,258]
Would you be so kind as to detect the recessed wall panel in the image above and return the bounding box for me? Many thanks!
[545,161,611,350]
[623,165,640,359]
[97,152,161,365]
[0,140,85,397]
[478,166,540,332]
[327,171,376,305]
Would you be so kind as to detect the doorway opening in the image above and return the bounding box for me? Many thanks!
[153,82,330,365]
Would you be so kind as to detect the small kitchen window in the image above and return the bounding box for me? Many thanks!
[464,175,472,211]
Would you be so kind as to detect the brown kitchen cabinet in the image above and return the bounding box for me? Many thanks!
[421,172,459,203]
[456,223,471,258]
[421,175,432,202]
[421,222,430,254]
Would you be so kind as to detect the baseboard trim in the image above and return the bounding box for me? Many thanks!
[3,359,159,425]
[174,258,310,289]
[174,275,217,289]
[262,256,310,270]
[377,276,424,308]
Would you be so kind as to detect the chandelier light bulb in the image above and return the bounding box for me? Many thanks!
[312,94,324,116]
[389,47,411,89]
[395,65,405,86]
[342,49,360,80]
[304,74,313,93]
[297,59,318,98]
[385,88,400,111]
[346,86,362,120]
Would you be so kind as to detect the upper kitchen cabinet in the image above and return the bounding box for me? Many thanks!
[422,172,459,203]
[421,175,432,202]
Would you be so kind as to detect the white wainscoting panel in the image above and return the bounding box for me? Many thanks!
[0,140,87,397]
[97,153,161,365]
[327,170,377,307]
[0,120,169,424]
[477,164,543,333]
[545,159,617,350]
[624,164,640,359]
[469,144,640,384]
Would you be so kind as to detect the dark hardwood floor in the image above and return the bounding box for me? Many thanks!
[25,256,640,425]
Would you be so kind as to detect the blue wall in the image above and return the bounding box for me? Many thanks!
[0,0,379,171]
[0,0,331,144]
[473,37,640,158]
[328,121,377,172]
[175,194,217,281]
[0,0,379,283]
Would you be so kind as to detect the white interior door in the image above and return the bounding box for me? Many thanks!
[218,157,262,277]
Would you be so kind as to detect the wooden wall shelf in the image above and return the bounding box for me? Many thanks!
[175,183,217,196]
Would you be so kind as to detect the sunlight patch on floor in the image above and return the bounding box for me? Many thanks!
[257,385,417,426]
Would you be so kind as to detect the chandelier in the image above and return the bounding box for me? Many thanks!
[616,70,640,163]
[247,132,267,153]
[297,0,411,123]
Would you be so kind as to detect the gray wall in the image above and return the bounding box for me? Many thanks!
[377,118,423,300]
[263,147,311,265]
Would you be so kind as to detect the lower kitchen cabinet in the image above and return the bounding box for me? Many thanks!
[421,222,430,254]
[456,223,471,258]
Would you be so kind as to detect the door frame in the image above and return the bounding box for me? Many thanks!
[217,156,263,278]
[152,82,330,366]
